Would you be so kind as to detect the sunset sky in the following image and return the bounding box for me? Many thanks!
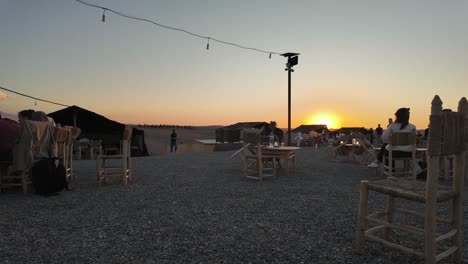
[1,0,467,129]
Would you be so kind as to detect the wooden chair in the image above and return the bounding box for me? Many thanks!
[241,128,276,181]
[327,143,348,162]
[0,120,55,194]
[382,131,417,179]
[90,139,102,159]
[350,132,377,164]
[356,95,467,263]
[97,126,132,185]
[54,126,81,190]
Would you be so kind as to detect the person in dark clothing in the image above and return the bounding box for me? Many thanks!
[375,124,383,145]
[170,129,177,153]
[368,128,374,145]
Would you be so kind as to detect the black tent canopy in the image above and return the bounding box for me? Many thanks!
[216,122,284,143]
[48,105,148,156]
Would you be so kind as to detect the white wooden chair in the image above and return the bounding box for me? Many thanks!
[382,131,417,179]
[356,95,467,263]
[97,126,132,185]
[241,128,276,181]
[54,126,80,190]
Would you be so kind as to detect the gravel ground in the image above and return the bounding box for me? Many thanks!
[0,148,467,264]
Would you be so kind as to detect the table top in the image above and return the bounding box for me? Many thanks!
[263,146,300,151]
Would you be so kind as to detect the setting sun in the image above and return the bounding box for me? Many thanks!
[305,112,343,129]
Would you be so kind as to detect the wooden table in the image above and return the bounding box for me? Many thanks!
[262,146,300,176]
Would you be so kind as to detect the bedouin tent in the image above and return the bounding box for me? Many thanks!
[215,122,283,143]
[48,105,148,156]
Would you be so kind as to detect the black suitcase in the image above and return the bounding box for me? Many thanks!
[31,158,67,195]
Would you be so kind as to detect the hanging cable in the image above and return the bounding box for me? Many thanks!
[73,0,285,57]
[0,86,71,107]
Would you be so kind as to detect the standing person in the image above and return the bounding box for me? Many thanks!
[368,128,374,145]
[375,124,383,145]
[295,131,303,147]
[170,129,177,153]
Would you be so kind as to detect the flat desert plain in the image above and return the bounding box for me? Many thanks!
[140,126,221,155]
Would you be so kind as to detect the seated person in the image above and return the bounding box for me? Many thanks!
[0,114,21,161]
[374,108,418,172]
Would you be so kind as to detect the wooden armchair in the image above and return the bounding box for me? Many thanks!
[241,128,276,181]
[97,126,132,185]
[356,95,467,263]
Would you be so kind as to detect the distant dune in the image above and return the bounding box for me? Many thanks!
[139,126,222,155]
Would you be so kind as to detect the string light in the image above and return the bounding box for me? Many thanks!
[269,53,272,59]
[101,8,106,22]
[0,86,71,108]
[206,38,210,50]
[73,0,287,58]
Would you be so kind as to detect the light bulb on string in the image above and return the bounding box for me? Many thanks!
[101,8,106,22]
[269,53,272,59]
[35,100,37,106]
[206,38,210,50]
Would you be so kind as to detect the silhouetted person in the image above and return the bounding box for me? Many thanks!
[375,124,383,145]
[170,129,177,153]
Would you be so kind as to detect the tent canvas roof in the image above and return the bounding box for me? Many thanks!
[48,105,125,138]
[291,124,328,134]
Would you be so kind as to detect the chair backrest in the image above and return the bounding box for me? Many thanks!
[241,128,263,158]
[426,95,467,191]
[242,128,261,146]
[53,126,79,158]
[390,131,416,146]
[122,126,133,156]
[54,126,71,158]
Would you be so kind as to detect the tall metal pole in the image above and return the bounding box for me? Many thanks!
[287,67,292,146]
[281,52,299,146]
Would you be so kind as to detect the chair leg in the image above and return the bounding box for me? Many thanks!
[122,159,128,185]
[273,158,276,178]
[97,158,102,181]
[356,180,369,253]
[384,195,395,241]
[452,196,463,263]
[424,159,438,264]
[258,159,263,182]
[21,172,28,194]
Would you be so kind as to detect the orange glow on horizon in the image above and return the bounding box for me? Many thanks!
[305,112,343,129]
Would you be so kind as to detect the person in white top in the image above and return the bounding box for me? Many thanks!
[379,107,416,160]
[368,108,417,168]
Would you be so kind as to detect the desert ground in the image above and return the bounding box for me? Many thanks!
[140,126,221,156]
